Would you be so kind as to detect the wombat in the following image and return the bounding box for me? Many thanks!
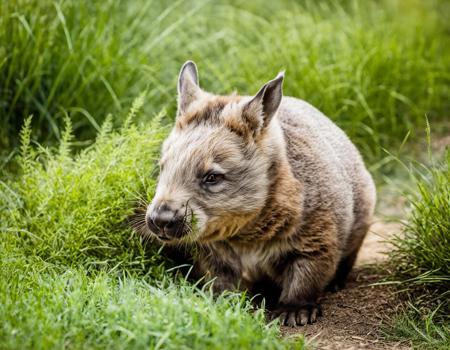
[144,61,376,326]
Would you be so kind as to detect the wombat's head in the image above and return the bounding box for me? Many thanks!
[146,61,284,243]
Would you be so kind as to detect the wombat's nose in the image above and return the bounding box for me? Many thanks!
[147,205,185,240]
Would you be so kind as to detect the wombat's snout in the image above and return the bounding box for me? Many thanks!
[146,203,186,241]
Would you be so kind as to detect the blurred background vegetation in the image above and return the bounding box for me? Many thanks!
[0,0,449,349]
[1,0,448,163]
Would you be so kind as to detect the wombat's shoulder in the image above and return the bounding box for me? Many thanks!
[278,97,349,143]
[276,96,374,226]
[276,96,364,169]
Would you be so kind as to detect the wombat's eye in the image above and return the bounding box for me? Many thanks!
[202,172,224,185]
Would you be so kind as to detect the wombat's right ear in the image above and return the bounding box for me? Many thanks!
[243,72,284,132]
[177,61,201,116]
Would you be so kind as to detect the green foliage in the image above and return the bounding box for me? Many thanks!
[0,100,302,349]
[1,101,167,274]
[1,0,449,163]
[388,307,450,350]
[0,266,302,350]
[1,0,449,347]
[387,148,450,347]
[390,149,450,298]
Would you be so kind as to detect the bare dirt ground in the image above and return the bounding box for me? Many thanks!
[282,217,411,350]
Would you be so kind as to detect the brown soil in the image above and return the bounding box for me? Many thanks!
[282,218,411,350]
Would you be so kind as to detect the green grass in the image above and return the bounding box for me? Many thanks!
[2,0,450,348]
[1,95,166,273]
[390,148,450,302]
[387,147,450,348]
[1,0,449,164]
[1,266,301,350]
[0,100,302,349]
[388,308,450,350]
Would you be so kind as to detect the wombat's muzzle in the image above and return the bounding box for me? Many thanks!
[146,204,186,241]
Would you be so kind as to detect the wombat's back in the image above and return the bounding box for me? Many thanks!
[277,96,376,256]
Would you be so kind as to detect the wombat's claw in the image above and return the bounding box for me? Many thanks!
[271,303,322,327]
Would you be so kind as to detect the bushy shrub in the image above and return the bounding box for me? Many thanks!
[1,96,167,275]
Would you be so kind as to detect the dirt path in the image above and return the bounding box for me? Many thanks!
[282,217,411,350]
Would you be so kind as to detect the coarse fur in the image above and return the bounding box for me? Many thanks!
[142,61,376,327]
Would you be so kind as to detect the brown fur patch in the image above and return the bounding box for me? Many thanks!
[201,211,259,242]
[176,95,257,139]
[236,158,303,242]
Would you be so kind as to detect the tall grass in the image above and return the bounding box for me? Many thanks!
[387,147,450,348]
[390,149,450,303]
[0,99,302,349]
[1,0,449,163]
[0,0,182,146]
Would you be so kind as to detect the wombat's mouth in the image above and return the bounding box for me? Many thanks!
[143,203,202,244]
[146,213,194,243]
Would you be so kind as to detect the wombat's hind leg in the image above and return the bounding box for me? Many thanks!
[325,249,359,292]
[327,197,374,292]
[326,175,376,293]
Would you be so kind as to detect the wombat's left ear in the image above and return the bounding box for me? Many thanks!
[244,72,284,131]
[177,60,201,116]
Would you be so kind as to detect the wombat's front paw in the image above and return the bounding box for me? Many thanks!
[211,277,237,295]
[271,303,322,327]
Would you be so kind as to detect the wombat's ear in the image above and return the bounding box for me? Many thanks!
[244,72,284,130]
[177,60,201,116]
